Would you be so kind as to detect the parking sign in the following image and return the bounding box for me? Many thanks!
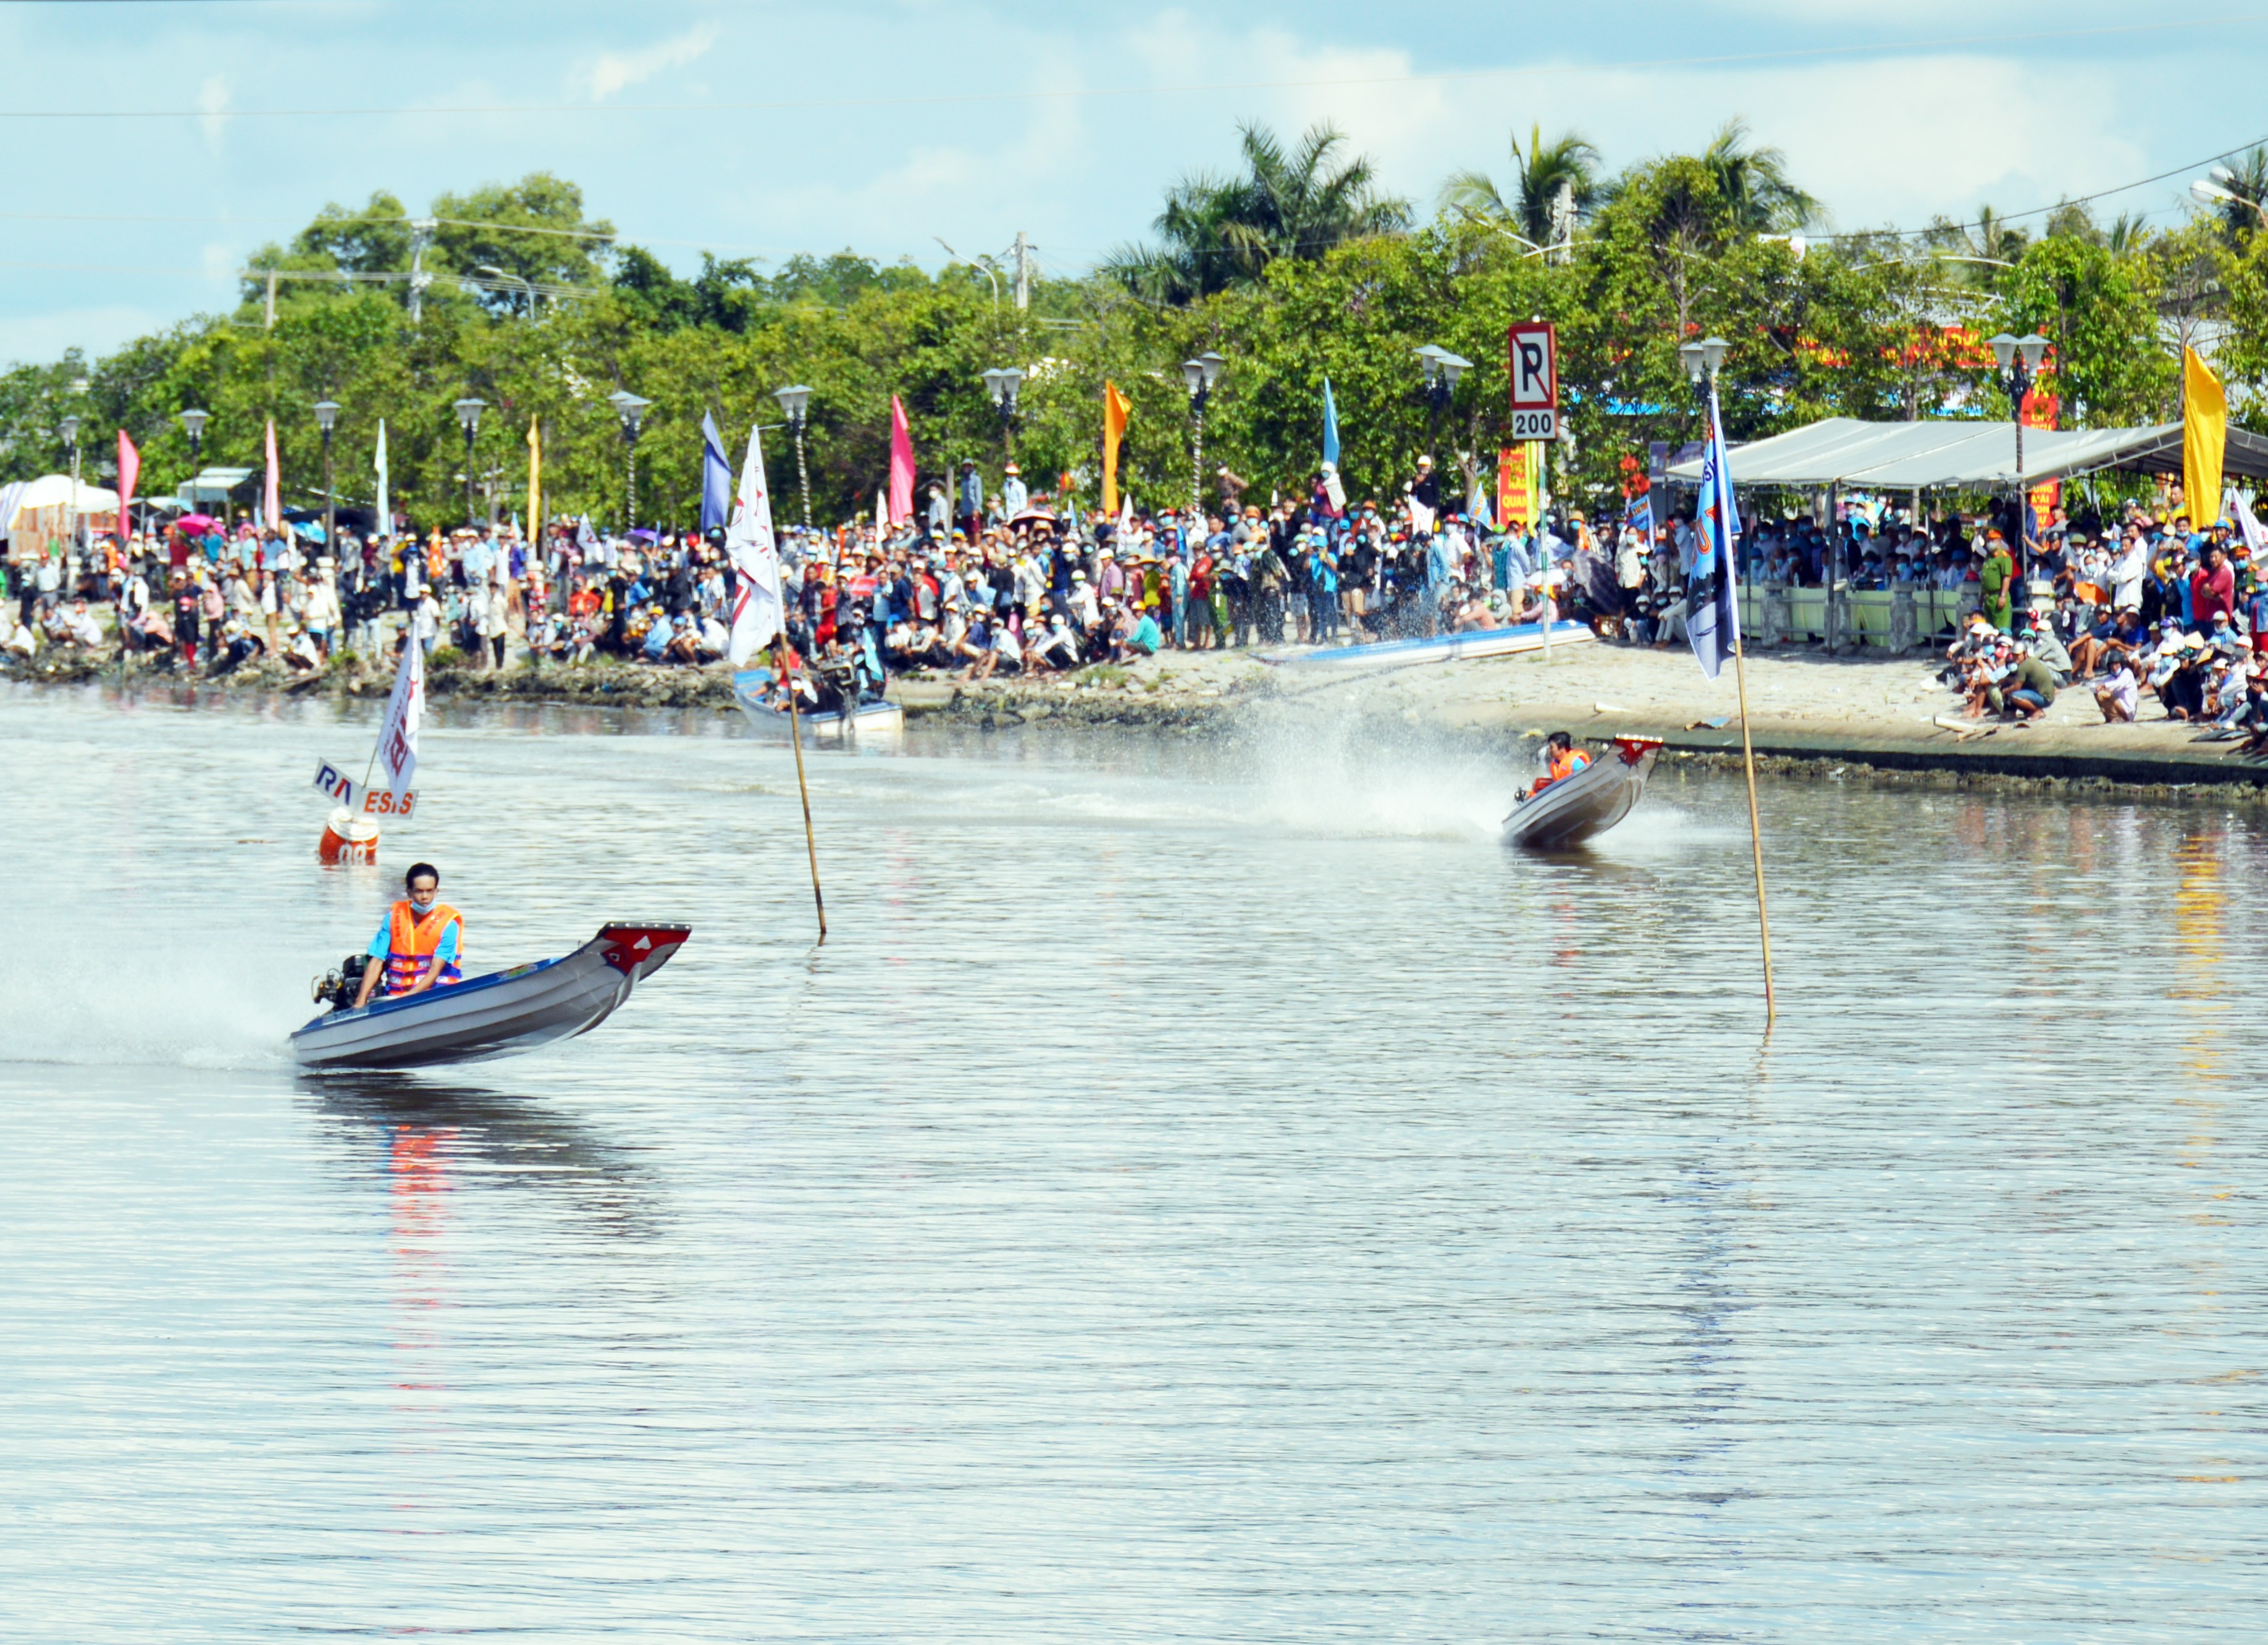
[1508,322,1558,440]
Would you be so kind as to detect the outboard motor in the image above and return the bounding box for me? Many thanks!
[311,953,371,1013]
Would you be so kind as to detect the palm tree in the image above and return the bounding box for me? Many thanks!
[2103,211,2151,255]
[1440,125,1601,251]
[1103,121,1410,304]
[1699,119,1817,233]
[2201,144,2268,241]
[1925,205,2031,287]
[1102,174,1253,306]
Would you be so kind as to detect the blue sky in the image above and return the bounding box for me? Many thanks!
[4,0,2262,366]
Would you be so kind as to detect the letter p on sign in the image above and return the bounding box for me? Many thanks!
[1508,322,1558,441]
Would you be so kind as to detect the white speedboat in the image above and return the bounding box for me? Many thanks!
[731,669,905,738]
[1502,737,1662,850]
[292,923,691,1070]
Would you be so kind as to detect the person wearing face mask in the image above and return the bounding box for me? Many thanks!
[351,862,464,1008]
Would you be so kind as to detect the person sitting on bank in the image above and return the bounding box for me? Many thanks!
[2093,655,2140,723]
[1522,731,1592,798]
[352,863,464,1008]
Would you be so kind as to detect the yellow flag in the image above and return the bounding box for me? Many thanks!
[2183,346,2225,529]
[526,415,542,538]
[1102,380,1132,515]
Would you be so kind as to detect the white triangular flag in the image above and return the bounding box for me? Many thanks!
[376,632,423,800]
[726,422,784,666]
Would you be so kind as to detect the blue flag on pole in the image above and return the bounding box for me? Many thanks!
[700,411,733,534]
[1688,385,1742,679]
[1624,486,1654,543]
[1322,379,1340,469]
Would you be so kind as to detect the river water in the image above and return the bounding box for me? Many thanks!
[1,682,2262,1641]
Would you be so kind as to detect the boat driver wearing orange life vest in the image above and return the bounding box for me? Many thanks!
[1526,731,1592,798]
[351,862,464,1009]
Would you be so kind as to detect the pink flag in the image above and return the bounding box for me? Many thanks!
[888,395,915,525]
[117,430,140,539]
[264,419,281,529]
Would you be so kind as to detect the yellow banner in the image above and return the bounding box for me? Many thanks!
[1102,382,1131,515]
[2184,347,2225,530]
[1497,445,1535,531]
[526,415,542,538]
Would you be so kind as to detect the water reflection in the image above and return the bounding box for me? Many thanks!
[300,1074,653,1237]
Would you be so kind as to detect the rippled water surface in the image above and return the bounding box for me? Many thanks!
[2,681,2263,1641]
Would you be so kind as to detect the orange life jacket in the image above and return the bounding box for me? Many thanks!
[1542,745,1592,785]
[382,900,463,994]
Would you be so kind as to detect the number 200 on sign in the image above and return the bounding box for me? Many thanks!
[1511,409,1558,440]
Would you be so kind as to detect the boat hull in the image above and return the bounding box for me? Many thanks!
[290,923,690,1071]
[1267,618,1593,671]
[731,669,904,737]
[1502,740,1661,850]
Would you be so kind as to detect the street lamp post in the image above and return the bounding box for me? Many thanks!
[59,413,82,558]
[773,385,813,527]
[1413,343,1473,478]
[453,398,487,531]
[1179,351,1225,517]
[980,366,1025,464]
[179,407,208,479]
[1989,330,2051,616]
[608,390,651,536]
[2191,175,2268,231]
[476,262,539,316]
[313,400,341,555]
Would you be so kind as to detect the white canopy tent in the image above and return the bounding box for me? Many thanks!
[1666,416,2268,490]
[7,474,120,515]
[4,473,122,561]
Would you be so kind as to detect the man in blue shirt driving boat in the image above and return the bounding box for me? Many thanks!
[350,861,464,1009]
[1521,731,1591,800]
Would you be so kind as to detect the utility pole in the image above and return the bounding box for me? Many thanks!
[408,218,437,323]
[264,269,278,330]
[1014,232,1031,311]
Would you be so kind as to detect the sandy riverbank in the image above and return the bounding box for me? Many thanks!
[14,636,2268,792]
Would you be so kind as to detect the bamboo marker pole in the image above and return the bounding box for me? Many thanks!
[1729,624,1774,1027]
[776,637,826,943]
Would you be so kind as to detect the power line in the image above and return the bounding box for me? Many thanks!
[0,14,2258,120]
[1819,132,2268,245]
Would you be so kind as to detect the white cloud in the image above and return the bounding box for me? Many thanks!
[0,306,169,370]
[198,75,229,151]
[1066,18,2152,243]
[576,23,721,102]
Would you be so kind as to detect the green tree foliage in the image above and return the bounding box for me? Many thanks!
[1440,125,1602,251]
[2002,232,2172,424]
[7,135,2264,533]
[430,172,616,312]
[1102,122,1411,304]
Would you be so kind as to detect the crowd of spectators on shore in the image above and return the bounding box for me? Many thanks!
[0,458,1581,684]
[8,454,2267,750]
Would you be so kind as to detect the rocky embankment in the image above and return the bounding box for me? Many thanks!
[16,637,2268,798]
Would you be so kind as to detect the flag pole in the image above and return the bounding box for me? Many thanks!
[775,636,826,943]
[1729,623,1774,1028]
[1702,370,1773,1028]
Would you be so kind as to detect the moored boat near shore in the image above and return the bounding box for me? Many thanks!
[731,669,905,738]
[1266,617,1594,672]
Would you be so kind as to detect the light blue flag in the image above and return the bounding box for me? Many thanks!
[1688,384,1742,680]
[700,411,733,534]
[1322,379,1340,469]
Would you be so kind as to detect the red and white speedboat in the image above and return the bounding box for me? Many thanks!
[1502,737,1662,850]
[292,923,691,1070]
